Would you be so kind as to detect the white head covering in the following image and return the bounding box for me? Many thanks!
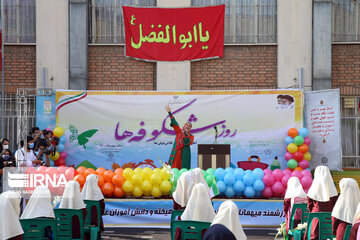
[193,168,215,199]
[332,178,360,224]
[0,191,22,216]
[307,166,338,202]
[285,177,307,199]
[59,180,86,209]
[353,202,360,224]
[21,186,55,219]
[181,183,215,222]
[212,200,247,240]
[0,197,24,239]
[81,174,104,201]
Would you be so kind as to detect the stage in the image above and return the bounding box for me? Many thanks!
[103,198,284,228]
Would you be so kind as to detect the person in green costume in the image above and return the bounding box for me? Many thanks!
[165,105,194,169]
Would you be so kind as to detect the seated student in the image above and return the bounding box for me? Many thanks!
[203,200,247,240]
[59,181,87,239]
[350,202,360,240]
[0,191,21,217]
[332,178,360,240]
[0,197,24,240]
[283,177,307,234]
[305,166,338,240]
[81,174,105,239]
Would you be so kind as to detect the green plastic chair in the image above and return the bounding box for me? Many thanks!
[343,224,352,240]
[170,210,184,240]
[171,220,211,240]
[54,208,84,240]
[20,218,58,240]
[84,200,102,240]
[287,203,310,239]
[292,212,334,240]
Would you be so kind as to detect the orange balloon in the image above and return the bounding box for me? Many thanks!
[113,186,125,197]
[103,170,114,182]
[74,174,85,187]
[101,182,114,195]
[84,168,96,178]
[114,168,123,176]
[288,128,298,138]
[97,174,104,187]
[298,144,309,153]
[96,167,106,176]
[76,166,86,175]
[293,167,303,172]
[112,174,125,187]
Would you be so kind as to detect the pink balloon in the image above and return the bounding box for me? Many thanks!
[301,169,312,178]
[25,167,37,175]
[264,169,272,175]
[59,151,67,159]
[65,167,76,181]
[281,174,291,188]
[263,174,275,186]
[298,160,309,169]
[281,191,286,198]
[272,169,284,182]
[284,152,294,161]
[301,176,313,189]
[291,170,302,180]
[283,169,292,176]
[36,166,47,174]
[272,181,285,194]
[45,167,58,177]
[304,137,311,146]
[303,187,310,194]
[262,186,273,198]
[57,166,67,174]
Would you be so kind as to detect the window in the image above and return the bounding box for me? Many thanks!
[192,0,277,44]
[332,0,360,42]
[1,0,36,43]
[340,97,360,167]
[88,0,156,44]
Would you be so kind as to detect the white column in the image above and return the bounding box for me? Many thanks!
[156,0,191,91]
[36,0,69,89]
[277,0,312,91]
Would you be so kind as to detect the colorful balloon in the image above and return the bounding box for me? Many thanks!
[142,167,153,180]
[141,180,153,192]
[50,152,60,161]
[287,143,298,153]
[96,167,106,176]
[284,152,294,161]
[133,186,143,197]
[293,151,304,161]
[59,151,67,160]
[233,180,245,195]
[298,144,309,153]
[113,186,125,197]
[160,180,172,193]
[224,173,236,186]
[150,173,162,186]
[59,136,66,144]
[272,169,284,182]
[304,152,312,161]
[263,174,275,186]
[298,128,309,138]
[298,160,310,169]
[132,173,144,186]
[293,167,303,172]
[288,128,298,138]
[76,166,86,175]
[281,175,291,188]
[97,174,104,187]
[294,136,304,146]
[303,137,311,146]
[74,174,85,187]
[285,136,294,145]
[271,181,284,194]
[114,168,123,176]
[244,186,255,198]
[57,143,65,153]
[287,159,298,169]
[122,180,134,193]
[53,127,64,137]
[84,168,96,178]
[301,175,313,189]
[151,186,162,198]
[262,186,273,198]
[112,174,125,187]
[103,170,114,182]
[101,182,114,196]
[123,168,134,180]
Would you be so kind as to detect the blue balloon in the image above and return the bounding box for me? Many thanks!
[224,173,235,186]
[225,167,234,174]
[245,170,252,175]
[233,180,245,195]
[243,173,255,186]
[59,136,66,144]
[299,128,309,138]
[285,136,294,145]
[234,168,245,181]
[225,186,235,198]
[215,168,226,181]
[255,191,263,197]
[253,179,265,191]
[253,168,264,180]
[217,180,226,194]
[57,143,65,153]
[244,186,255,198]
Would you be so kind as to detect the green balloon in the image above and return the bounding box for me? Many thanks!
[206,168,215,175]
[206,174,215,187]
[171,168,180,176]
[287,159,298,169]
[170,185,176,195]
[294,136,304,146]
[173,174,179,185]
[179,168,188,175]
[202,169,208,179]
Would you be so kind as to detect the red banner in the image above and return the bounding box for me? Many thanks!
[123,5,224,62]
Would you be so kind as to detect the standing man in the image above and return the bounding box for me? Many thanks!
[165,105,194,169]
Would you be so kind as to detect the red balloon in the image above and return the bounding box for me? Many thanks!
[293,151,304,161]
[54,158,66,166]
[59,151,67,159]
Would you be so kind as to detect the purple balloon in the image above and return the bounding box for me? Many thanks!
[304,137,311,146]
[59,151,67,159]
[301,169,312,177]
[262,186,273,198]
[298,160,309,169]
[291,170,302,180]
[283,169,292,176]
[284,152,294,161]
[281,174,291,188]
[301,175,313,189]
[264,169,272,175]
[263,174,275,186]
[272,181,285,194]
[272,169,284,182]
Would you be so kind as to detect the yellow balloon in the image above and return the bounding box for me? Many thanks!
[141,167,153,180]
[160,168,171,180]
[123,168,134,180]
[143,191,152,196]
[304,152,312,161]
[50,152,60,161]
[160,180,172,194]
[287,143,298,153]
[53,127,64,137]
[134,167,142,175]
[153,168,161,174]
[151,186,162,198]
[132,173,144,186]
[141,180,153,192]
[150,173,162,186]
[122,180,134,193]
[133,186,143,197]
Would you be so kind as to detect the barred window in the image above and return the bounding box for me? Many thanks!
[88,0,156,43]
[332,0,360,42]
[192,0,277,44]
[1,0,36,43]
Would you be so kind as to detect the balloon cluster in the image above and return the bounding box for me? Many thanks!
[262,168,313,198]
[285,128,312,172]
[215,168,265,198]
[49,127,67,166]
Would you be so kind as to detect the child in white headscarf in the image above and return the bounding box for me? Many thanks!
[0,191,21,216]
[331,178,360,240]
[21,186,55,219]
[350,202,360,240]
[0,196,23,240]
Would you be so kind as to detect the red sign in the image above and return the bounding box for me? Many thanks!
[123,5,224,62]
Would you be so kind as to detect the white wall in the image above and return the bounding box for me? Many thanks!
[277,0,312,91]
[36,0,69,90]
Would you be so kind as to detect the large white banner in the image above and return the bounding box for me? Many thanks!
[305,89,342,170]
[56,90,303,169]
